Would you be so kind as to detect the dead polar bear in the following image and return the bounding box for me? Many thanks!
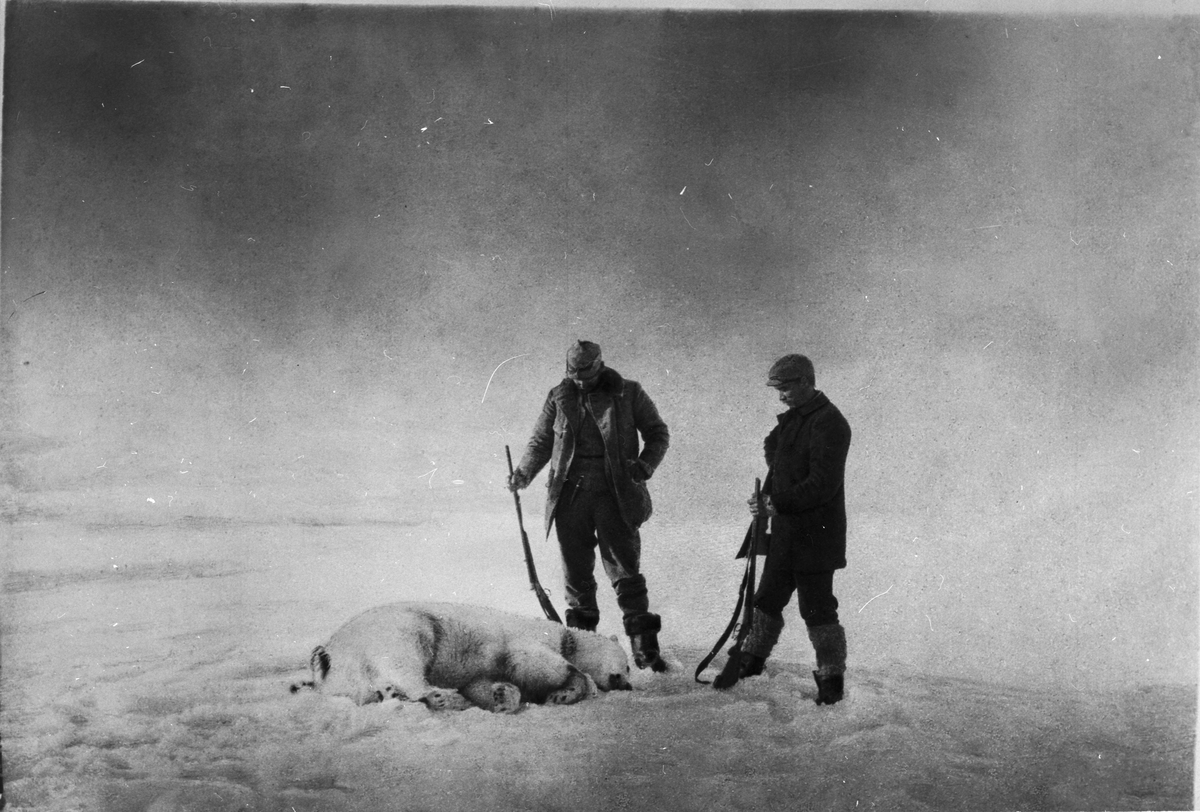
[292,601,633,713]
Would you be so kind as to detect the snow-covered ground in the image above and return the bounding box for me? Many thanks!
[2,512,1192,812]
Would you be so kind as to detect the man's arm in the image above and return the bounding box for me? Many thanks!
[630,383,669,477]
[511,389,558,488]
[763,424,781,468]
[769,410,850,515]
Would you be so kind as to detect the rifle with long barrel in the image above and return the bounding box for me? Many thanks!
[505,445,563,624]
[699,477,764,688]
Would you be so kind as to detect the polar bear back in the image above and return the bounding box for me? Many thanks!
[330,601,567,656]
[321,602,565,687]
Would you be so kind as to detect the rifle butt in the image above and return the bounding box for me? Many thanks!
[536,590,563,624]
[712,647,743,690]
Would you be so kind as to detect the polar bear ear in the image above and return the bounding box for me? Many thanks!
[609,635,619,643]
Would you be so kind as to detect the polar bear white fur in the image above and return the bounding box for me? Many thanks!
[292,601,633,713]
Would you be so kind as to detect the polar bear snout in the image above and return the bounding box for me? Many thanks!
[606,673,633,691]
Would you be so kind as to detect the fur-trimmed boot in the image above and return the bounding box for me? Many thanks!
[807,622,847,705]
[565,608,599,633]
[625,613,668,673]
[741,608,784,678]
[714,609,785,689]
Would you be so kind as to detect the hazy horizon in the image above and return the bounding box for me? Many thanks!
[3,3,1196,694]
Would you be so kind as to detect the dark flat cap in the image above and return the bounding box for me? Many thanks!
[767,354,813,387]
[566,340,603,379]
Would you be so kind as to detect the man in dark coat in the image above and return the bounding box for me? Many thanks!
[715,354,852,704]
[508,340,671,672]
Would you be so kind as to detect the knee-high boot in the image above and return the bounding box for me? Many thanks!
[807,622,847,705]
[624,613,668,673]
[713,609,784,689]
[741,608,785,677]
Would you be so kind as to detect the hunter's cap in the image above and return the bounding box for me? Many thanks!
[566,340,604,380]
[766,354,813,387]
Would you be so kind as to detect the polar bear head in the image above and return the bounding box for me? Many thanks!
[565,630,633,692]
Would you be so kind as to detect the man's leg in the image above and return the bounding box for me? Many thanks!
[713,546,797,689]
[737,548,795,677]
[592,492,666,671]
[797,570,846,705]
[553,482,601,632]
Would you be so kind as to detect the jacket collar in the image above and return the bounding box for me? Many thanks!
[777,390,829,423]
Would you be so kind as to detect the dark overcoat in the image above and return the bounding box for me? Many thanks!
[515,367,669,537]
[739,391,851,572]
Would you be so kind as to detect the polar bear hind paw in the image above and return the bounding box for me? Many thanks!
[490,682,522,714]
[420,689,472,711]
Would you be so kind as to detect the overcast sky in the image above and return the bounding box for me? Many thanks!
[2,4,1196,685]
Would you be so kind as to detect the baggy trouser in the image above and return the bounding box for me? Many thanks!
[557,482,653,629]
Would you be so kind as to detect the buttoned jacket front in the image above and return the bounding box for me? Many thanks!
[740,391,851,572]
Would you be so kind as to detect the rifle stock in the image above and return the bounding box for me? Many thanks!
[746,476,763,628]
[506,445,563,624]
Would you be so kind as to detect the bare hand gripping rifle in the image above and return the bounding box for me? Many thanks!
[506,445,563,624]
[697,477,765,687]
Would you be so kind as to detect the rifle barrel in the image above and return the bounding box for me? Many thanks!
[505,445,562,624]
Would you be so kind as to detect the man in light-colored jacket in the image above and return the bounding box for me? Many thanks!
[508,340,670,672]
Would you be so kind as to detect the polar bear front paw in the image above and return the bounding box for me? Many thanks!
[546,671,594,705]
[381,685,409,701]
[421,689,471,711]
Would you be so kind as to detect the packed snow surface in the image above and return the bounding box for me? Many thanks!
[2,517,1191,812]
